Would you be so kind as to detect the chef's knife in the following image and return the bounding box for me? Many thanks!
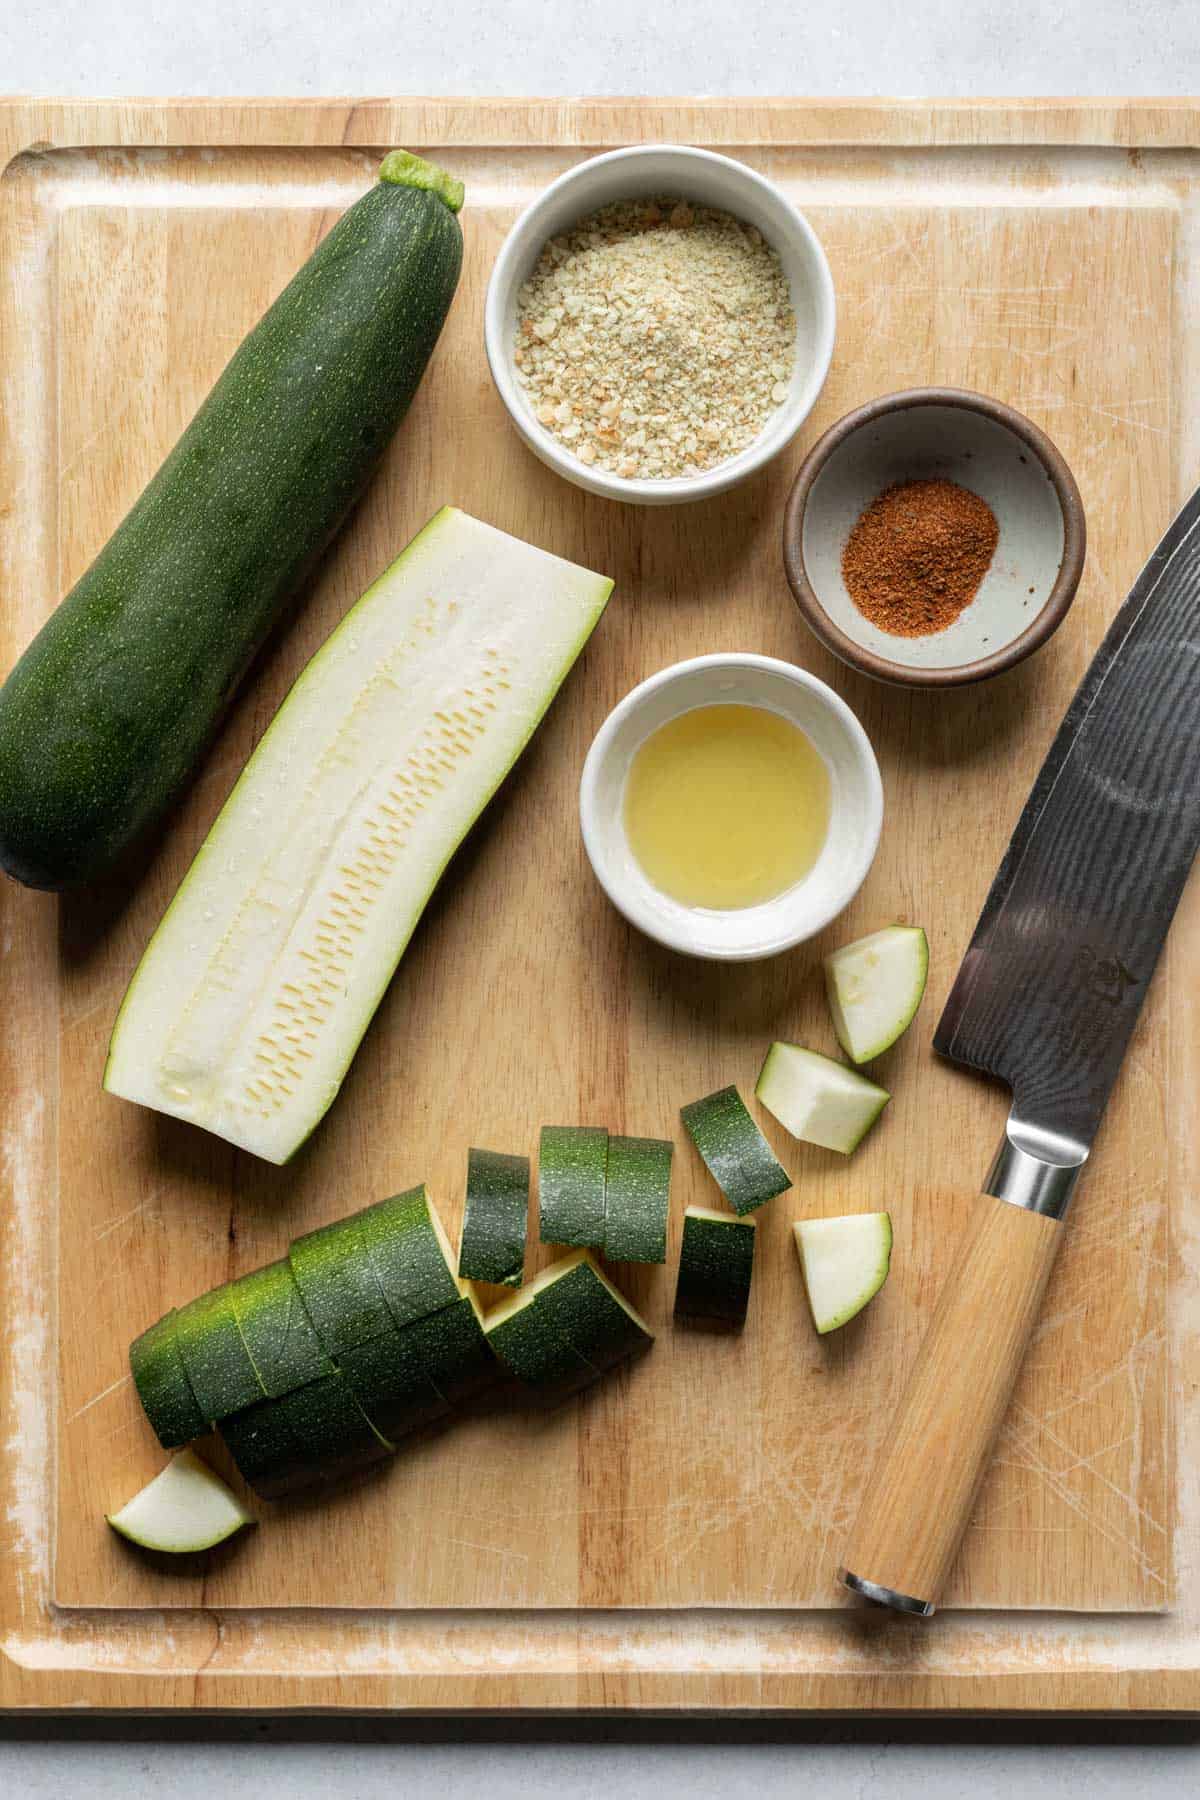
[839,485,1200,1617]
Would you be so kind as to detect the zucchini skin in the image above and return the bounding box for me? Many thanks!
[0,168,463,888]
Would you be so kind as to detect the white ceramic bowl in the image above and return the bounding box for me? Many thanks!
[484,145,837,506]
[784,389,1086,686]
[579,655,883,961]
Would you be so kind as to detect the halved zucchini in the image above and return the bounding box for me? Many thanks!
[104,507,613,1164]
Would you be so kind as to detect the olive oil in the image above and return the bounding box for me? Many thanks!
[624,704,831,910]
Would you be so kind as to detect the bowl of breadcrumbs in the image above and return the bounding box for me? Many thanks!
[484,145,836,505]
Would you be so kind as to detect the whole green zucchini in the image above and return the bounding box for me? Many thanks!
[0,149,464,889]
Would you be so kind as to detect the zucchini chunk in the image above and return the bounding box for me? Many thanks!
[674,1206,756,1327]
[824,926,929,1064]
[107,1450,255,1553]
[680,1084,790,1216]
[603,1134,673,1264]
[128,1312,209,1450]
[755,1043,889,1154]
[793,1213,894,1334]
[458,1148,530,1287]
[538,1125,608,1248]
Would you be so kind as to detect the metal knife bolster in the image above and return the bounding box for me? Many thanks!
[986,1114,1088,1221]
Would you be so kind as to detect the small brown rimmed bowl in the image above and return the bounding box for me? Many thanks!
[783,388,1086,687]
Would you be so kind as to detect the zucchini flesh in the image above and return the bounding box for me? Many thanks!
[0,153,464,890]
[106,1449,255,1553]
[793,1212,894,1334]
[104,508,613,1163]
[755,1042,890,1154]
[674,1206,756,1327]
[680,1085,791,1217]
[824,925,929,1064]
[538,1125,607,1248]
[603,1134,673,1265]
[458,1148,529,1287]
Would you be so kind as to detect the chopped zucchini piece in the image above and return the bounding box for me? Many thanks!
[603,1133,672,1264]
[532,1250,654,1373]
[793,1212,894,1334]
[755,1043,889,1154]
[129,1311,209,1449]
[106,1449,254,1552]
[335,1334,451,1442]
[680,1084,790,1216]
[824,926,929,1064]
[228,1260,335,1397]
[402,1291,496,1405]
[458,1148,529,1287]
[484,1282,599,1406]
[173,1286,269,1424]
[288,1215,397,1355]
[221,1372,393,1500]
[674,1206,756,1326]
[356,1186,465,1330]
[538,1125,608,1248]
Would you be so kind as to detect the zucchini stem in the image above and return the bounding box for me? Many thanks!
[378,149,465,214]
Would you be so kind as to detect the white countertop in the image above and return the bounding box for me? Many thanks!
[4,0,1200,1790]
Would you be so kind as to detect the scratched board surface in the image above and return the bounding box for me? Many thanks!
[2,103,1197,1715]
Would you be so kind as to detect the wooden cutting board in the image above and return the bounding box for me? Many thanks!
[1,97,1199,1714]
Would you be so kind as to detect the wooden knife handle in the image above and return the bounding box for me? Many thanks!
[840,1192,1064,1615]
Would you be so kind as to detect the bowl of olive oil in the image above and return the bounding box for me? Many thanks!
[580,654,883,960]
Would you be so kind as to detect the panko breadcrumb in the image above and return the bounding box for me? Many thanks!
[513,198,796,481]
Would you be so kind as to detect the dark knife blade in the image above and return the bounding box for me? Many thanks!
[935,484,1200,1152]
